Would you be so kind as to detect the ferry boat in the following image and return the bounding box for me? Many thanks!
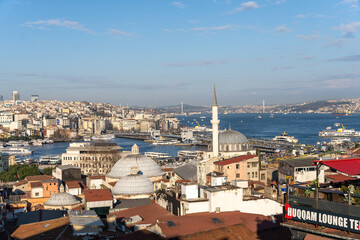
[178,150,202,159]
[40,155,61,165]
[319,124,360,138]
[92,134,115,140]
[332,109,351,116]
[6,141,30,147]
[1,147,33,155]
[272,132,298,143]
[145,152,171,159]
[152,139,179,145]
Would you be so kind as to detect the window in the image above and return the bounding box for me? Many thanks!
[50,191,52,195]
[247,163,250,168]
[236,173,240,178]
[247,172,250,178]
[252,162,257,168]
[261,174,265,180]
[35,193,39,196]
[236,164,239,169]
[255,172,258,178]
[252,172,254,178]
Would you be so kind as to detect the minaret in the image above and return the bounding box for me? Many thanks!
[211,85,220,157]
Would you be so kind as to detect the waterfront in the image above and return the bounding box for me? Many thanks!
[179,113,360,145]
[23,113,360,160]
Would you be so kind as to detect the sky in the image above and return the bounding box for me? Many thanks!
[0,0,360,107]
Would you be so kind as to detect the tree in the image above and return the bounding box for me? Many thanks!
[43,167,55,175]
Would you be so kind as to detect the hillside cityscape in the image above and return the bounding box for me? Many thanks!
[2,0,360,239]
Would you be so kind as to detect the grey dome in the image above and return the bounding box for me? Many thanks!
[219,130,249,144]
[112,174,154,195]
[44,192,80,206]
[107,154,163,178]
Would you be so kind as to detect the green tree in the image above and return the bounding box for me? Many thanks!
[43,167,55,175]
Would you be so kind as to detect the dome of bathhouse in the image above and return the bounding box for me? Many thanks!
[44,192,80,206]
[112,174,154,196]
[107,145,163,179]
[219,130,252,152]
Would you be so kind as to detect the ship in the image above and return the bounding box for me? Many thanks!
[319,124,360,138]
[145,152,171,159]
[272,132,298,143]
[152,139,179,145]
[332,109,351,116]
[0,147,33,155]
[91,134,115,140]
[40,155,61,165]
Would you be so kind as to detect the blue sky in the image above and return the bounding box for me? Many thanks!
[0,0,359,106]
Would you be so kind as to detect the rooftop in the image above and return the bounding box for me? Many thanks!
[30,181,42,188]
[314,158,360,176]
[25,175,55,182]
[110,202,173,226]
[214,155,257,166]
[156,211,279,238]
[326,174,356,183]
[11,217,69,240]
[281,158,317,168]
[84,189,113,202]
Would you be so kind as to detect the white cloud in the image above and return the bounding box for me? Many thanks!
[109,29,133,37]
[275,25,292,33]
[335,22,360,37]
[296,33,320,41]
[190,25,233,31]
[172,1,185,9]
[23,19,93,33]
[163,25,236,33]
[166,59,232,67]
[275,0,286,4]
[226,1,259,14]
[340,0,359,10]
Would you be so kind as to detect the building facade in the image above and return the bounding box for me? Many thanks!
[61,142,122,175]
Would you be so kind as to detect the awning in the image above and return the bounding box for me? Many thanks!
[314,158,360,177]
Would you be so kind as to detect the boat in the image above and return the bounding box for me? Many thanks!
[1,147,33,155]
[92,134,115,140]
[40,155,61,165]
[145,152,171,159]
[178,150,202,159]
[152,139,179,145]
[272,132,298,143]
[6,141,30,147]
[319,124,360,138]
[329,138,351,145]
[257,115,262,119]
[332,109,351,116]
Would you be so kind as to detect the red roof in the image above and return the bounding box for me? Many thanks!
[214,155,257,166]
[89,175,105,180]
[110,203,173,226]
[326,174,356,183]
[84,189,113,202]
[30,181,43,188]
[26,175,55,182]
[156,211,277,238]
[65,181,82,189]
[13,180,27,186]
[314,158,360,176]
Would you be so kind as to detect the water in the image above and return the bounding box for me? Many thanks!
[179,113,360,145]
[27,113,360,159]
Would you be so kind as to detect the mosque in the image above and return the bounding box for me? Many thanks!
[197,86,256,185]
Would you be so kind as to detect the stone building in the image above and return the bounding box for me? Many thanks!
[61,142,122,176]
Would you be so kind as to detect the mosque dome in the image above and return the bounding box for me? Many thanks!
[44,192,80,206]
[219,130,249,144]
[107,151,163,179]
[112,174,154,196]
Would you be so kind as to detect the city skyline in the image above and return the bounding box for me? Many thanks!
[1,0,360,106]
